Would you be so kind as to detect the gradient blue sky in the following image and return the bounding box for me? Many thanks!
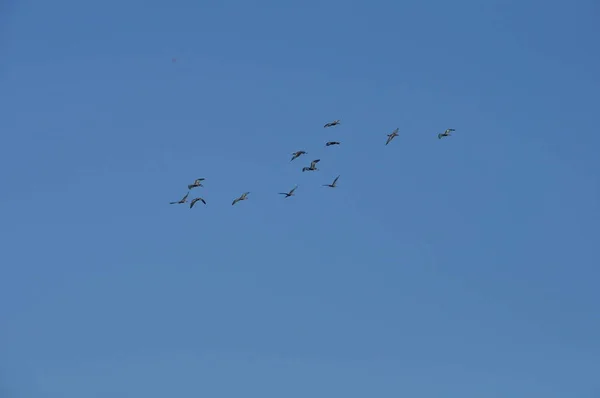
[1,0,599,396]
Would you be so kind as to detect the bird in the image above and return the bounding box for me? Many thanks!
[290,151,307,162]
[438,128,455,139]
[324,120,341,128]
[385,128,400,145]
[325,141,340,147]
[279,185,298,198]
[323,175,340,188]
[170,192,189,205]
[302,159,321,172]
[190,197,206,208]
[188,178,205,189]
[232,192,250,206]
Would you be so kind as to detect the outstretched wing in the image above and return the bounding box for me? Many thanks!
[446,128,455,133]
[385,135,393,145]
[311,159,321,167]
[190,198,198,208]
[332,175,340,185]
[182,192,190,201]
[232,198,240,205]
[289,185,297,195]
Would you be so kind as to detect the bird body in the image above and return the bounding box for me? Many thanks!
[324,120,341,128]
[323,175,340,188]
[325,141,341,146]
[290,151,307,162]
[279,185,298,198]
[302,159,321,172]
[188,178,205,190]
[385,128,399,145]
[232,192,250,206]
[438,128,455,139]
[170,192,190,205]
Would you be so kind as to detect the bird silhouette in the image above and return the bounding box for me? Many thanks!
[438,128,455,139]
[290,151,307,162]
[302,159,321,172]
[190,197,206,208]
[323,175,340,188]
[279,185,298,198]
[170,192,189,205]
[324,120,341,128]
[385,128,400,145]
[232,192,250,206]
[325,141,341,147]
[188,178,205,189]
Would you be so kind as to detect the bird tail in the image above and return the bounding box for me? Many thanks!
[438,134,442,139]
[187,185,193,189]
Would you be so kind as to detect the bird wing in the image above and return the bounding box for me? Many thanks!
[182,192,190,201]
[190,198,198,208]
[289,186,297,194]
[232,198,240,205]
[333,175,340,185]
[199,198,206,204]
[385,136,393,145]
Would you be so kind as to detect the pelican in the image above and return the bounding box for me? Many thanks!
[302,159,320,172]
[290,150,307,162]
[279,185,298,198]
[170,192,189,205]
[325,141,340,147]
[323,175,340,188]
[324,120,341,128]
[188,178,205,189]
[190,197,206,208]
[232,192,250,206]
[385,128,399,146]
[438,128,455,139]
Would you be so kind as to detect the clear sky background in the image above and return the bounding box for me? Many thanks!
[1,0,599,396]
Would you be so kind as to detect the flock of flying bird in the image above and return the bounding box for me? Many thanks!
[169,120,456,208]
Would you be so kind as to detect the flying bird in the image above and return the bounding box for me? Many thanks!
[170,192,189,205]
[279,185,298,198]
[385,128,400,146]
[438,128,455,139]
[232,192,250,206]
[188,178,205,189]
[290,151,307,162]
[325,141,340,147]
[302,159,321,172]
[324,120,341,128]
[190,197,206,208]
[323,175,340,188]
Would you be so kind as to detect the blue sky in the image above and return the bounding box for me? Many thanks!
[1,0,599,396]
